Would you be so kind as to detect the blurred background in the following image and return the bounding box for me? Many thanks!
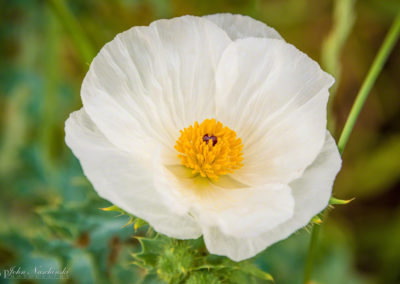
[1,0,399,283]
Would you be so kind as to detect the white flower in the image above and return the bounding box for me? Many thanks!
[65,14,342,261]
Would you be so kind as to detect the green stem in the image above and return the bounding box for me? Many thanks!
[303,224,321,284]
[338,12,400,155]
[303,11,400,284]
[47,0,96,64]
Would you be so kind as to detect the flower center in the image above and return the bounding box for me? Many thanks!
[174,119,244,180]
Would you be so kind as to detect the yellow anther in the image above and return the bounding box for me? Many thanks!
[174,119,244,180]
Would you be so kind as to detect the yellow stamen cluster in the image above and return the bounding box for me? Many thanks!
[174,119,244,180]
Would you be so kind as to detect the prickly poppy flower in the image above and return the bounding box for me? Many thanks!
[65,14,342,261]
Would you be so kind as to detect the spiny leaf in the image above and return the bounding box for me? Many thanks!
[130,233,274,283]
[131,235,167,269]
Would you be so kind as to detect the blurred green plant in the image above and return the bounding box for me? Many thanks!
[102,206,274,284]
[321,0,356,131]
[304,9,400,284]
[1,0,400,283]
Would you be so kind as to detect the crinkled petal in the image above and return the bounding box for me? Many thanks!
[81,16,232,153]
[161,166,294,238]
[288,132,342,225]
[194,183,295,238]
[215,37,334,186]
[202,132,341,261]
[204,13,283,40]
[65,109,201,239]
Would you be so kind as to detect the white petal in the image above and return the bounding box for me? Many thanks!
[215,37,334,186]
[288,132,342,225]
[81,16,232,153]
[161,165,294,238]
[204,13,283,40]
[195,183,295,238]
[202,132,341,261]
[65,109,201,239]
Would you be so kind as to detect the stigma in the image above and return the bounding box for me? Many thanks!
[202,134,218,146]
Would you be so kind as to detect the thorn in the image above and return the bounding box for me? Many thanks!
[311,216,323,224]
[100,205,120,211]
[329,197,355,205]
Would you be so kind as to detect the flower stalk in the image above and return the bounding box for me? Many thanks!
[303,222,321,284]
[338,11,400,155]
[303,11,400,284]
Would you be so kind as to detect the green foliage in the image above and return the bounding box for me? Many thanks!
[131,234,273,284]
